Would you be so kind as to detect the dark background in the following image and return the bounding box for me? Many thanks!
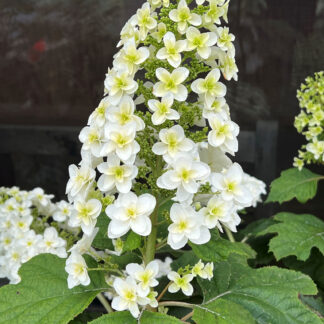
[0,0,323,217]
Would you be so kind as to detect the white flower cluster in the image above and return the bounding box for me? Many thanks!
[64,0,266,317]
[0,187,71,284]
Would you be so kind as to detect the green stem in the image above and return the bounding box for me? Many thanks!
[158,301,194,309]
[224,227,235,243]
[144,156,162,265]
[97,292,113,313]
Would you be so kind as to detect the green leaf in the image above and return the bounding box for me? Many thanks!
[283,249,324,290]
[193,298,256,324]
[93,212,113,250]
[266,168,322,204]
[0,254,108,324]
[195,254,321,324]
[240,218,277,238]
[260,212,324,261]
[190,231,256,262]
[122,232,142,252]
[110,252,141,269]
[300,295,324,318]
[90,311,183,323]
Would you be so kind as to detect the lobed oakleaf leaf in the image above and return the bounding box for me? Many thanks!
[0,254,108,324]
[190,231,256,262]
[89,311,183,323]
[266,168,322,204]
[195,254,321,324]
[259,212,324,261]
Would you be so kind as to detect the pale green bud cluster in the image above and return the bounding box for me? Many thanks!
[293,71,324,170]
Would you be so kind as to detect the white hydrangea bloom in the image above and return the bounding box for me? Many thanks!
[167,204,210,249]
[168,271,194,296]
[65,252,90,289]
[106,192,156,238]
[153,67,189,101]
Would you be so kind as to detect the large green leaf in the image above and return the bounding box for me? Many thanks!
[190,231,256,262]
[0,254,108,324]
[195,255,321,324]
[266,168,322,204]
[90,311,183,323]
[93,212,113,250]
[260,213,324,261]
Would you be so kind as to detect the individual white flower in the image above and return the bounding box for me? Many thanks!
[147,291,159,308]
[106,192,156,238]
[102,124,140,164]
[118,19,141,48]
[203,0,224,26]
[17,230,42,262]
[198,144,232,172]
[167,204,210,249]
[97,154,138,193]
[169,0,202,34]
[135,3,157,40]
[216,26,235,52]
[168,271,194,296]
[106,96,145,131]
[69,228,99,255]
[191,69,227,107]
[306,140,324,161]
[88,97,110,127]
[157,154,210,202]
[191,259,205,277]
[65,252,90,289]
[69,199,102,235]
[156,257,173,278]
[152,125,194,163]
[217,49,238,81]
[152,22,167,42]
[153,67,189,102]
[112,276,150,318]
[12,215,33,233]
[53,200,73,222]
[112,238,124,256]
[156,32,187,68]
[203,262,214,280]
[148,94,180,125]
[126,260,159,295]
[198,195,234,232]
[208,114,239,155]
[66,164,96,201]
[185,27,217,59]
[30,187,54,207]
[79,125,105,157]
[211,163,253,207]
[114,38,150,74]
[104,69,138,105]
[40,227,67,258]
[202,97,229,120]
[242,173,266,207]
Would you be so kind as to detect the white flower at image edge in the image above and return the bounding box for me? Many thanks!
[69,199,102,235]
[126,260,159,295]
[65,253,90,289]
[167,271,194,296]
[106,192,156,238]
[167,203,210,249]
[112,277,149,318]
